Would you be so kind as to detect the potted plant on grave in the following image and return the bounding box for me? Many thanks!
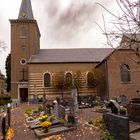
[38,104,43,112]
[119,107,127,115]
[41,121,52,133]
[39,115,48,122]
[25,108,34,116]
[49,115,55,122]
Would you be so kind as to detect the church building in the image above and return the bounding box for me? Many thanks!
[10,0,112,102]
[10,0,140,102]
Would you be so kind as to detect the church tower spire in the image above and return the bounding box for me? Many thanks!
[18,0,34,20]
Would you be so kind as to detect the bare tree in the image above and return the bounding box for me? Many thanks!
[96,0,140,63]
[55,72,65,99]
[0,40,6,51]
[73,71,82,98]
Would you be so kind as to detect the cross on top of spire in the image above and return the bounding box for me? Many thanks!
[18,0,34,20]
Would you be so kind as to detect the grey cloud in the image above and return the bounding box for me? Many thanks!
[33,0,114,47]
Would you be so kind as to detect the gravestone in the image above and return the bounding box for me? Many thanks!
[107,100,120,114]
[65,108,70,116]
[1,113,7,140]
[52,100,59,119]
[43,95,47,113]
[34,95,38,104]
[68,98,77,126]
[103,112,129,140]
[71,88,78,112]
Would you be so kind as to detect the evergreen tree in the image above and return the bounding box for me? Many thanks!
[5,54,11,92]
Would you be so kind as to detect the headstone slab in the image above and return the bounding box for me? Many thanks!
[71,88,78,112]
[34,126,75,139]
[107,100,120,114]
[103,112,129,140]
[52,100,59,119]
[1,113,7,140]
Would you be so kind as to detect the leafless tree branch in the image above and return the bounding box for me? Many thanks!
[96,0,140,64]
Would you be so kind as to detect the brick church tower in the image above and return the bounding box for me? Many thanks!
[10,0,40,102]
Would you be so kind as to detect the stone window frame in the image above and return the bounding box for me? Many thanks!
[20,26,28,38]
[120,64,131,83]
[43,72,52,88]
[65,71,73,87]
[86,71,95,88]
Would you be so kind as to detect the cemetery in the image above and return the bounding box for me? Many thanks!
[1,94,140,140]
[24,98,77,139]
[1,0,140,139]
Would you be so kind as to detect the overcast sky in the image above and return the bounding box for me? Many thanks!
[0,0,118,75]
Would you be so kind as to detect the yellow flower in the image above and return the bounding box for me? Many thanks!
[41,121,52,128]
[64,115,68,121]
[6,128,14,140]
[39,115,48,122]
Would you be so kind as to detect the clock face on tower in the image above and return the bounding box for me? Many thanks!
[21,12,27,18]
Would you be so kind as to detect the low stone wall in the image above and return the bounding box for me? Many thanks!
[103,112,129,140]
[127,103,140,122]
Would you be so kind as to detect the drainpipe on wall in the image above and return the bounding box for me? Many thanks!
[105,60,109,101]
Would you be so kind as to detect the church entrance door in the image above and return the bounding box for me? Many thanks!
[20,88,28,102]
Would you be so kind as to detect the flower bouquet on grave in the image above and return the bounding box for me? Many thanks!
[41,121,52,133]
[6,128,14,140]
[39,115,48,122]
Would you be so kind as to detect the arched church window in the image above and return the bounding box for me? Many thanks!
[44,73,51,87]
[65,72,72,87]
[87,72,95,87]
[120,64,131,82]
[20,26,27,38]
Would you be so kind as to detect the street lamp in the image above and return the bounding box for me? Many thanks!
[7,103,11,127]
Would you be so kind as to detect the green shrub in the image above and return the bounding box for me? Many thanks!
[50,115,55,121]
[101,129,115,140]
[38,104,43,112]
[119,107,127,115]
[0,100,6,106]
[0,99,12,106]
[59,119,65,124]
[90,116,114,140]
[25,108,34,115]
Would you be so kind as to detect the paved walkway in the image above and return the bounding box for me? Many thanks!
[130,121,140,140]
[1,103,101,140]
